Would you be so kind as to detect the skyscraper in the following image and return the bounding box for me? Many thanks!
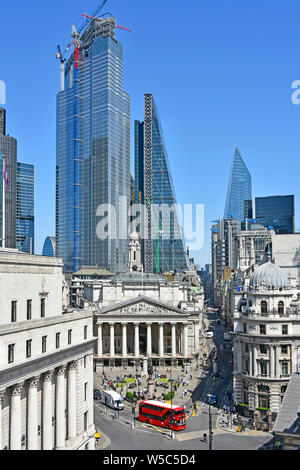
[0,110,16,249]
[255,195,295,234]
[224,146,252,222]
[42,236,56,257]
[135,94,188,273]
[16,162,34,253]
[0,108,6,136]
[56,17,130,273]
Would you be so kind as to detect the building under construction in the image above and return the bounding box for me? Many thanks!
[56,13,130,273]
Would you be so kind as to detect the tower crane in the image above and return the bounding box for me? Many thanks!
[56,44,71,91]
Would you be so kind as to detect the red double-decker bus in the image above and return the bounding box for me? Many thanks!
[139,400,186,431]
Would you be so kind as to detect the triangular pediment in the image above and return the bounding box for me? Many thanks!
[97,295,188,318]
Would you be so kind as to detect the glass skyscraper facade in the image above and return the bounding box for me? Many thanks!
[0,133,17,249]
[135,94,188,273]
[42,236,56,257]
[16,162,34,253]
[255,195,295,234]
[224,146,252,222]
[56,17,130,273]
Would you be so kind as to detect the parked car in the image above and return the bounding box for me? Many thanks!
[94,389,101,400]
[205,331,214,338]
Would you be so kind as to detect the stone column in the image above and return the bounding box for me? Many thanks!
[237,341,242,373]
[253,345,257,377]
[68,362,77,439]
[135,323,140,358]
[10,383,23,450]
[122,323,127,358]
[0,389,5,450]
[147,323,152,357]
[269,346,273,378]
[249,344,253,376]
[194,322,199,354]
[183,323,189,357]
[159,323,164,357]
[56,365,67,449]
[110,323,115,357]
[171,323,176,358]
[97,323,103,357]
[27,376,40,450]
[43,370,54,450]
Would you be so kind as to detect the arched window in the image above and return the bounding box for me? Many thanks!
[261,301,267,314]
[278,301,284,315]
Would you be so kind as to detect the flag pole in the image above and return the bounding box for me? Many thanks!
[2,153,5,248]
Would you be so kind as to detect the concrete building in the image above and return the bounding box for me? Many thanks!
[0,249,95,450]
[232,257,300,430]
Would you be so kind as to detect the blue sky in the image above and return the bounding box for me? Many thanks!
[1,0,300,266]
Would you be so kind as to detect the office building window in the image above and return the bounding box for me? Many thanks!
[8,344,15,363]
[42,336,47,353]
[84,326,88,340]
[278,301,284,315]
[281,362,289,376]
[261,301,267,314]
[282,325,288,335]
[260,361,267,375]
[56,332,60,349]
[41,298,46,318]
[84,411,88,431]
[26,339,32,358]
[27,300,32,320]
[84,356,87,368]
[260,344,267,354]
[84,382,87,401]
[68,329,72,345]
[259,324,266,335]
[281,345,288,354]
[11,301,17,323]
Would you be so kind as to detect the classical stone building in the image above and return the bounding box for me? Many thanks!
[94,296,201,370]
[232,256,300,429]
[81,233,204,370]
[0,248,95,450]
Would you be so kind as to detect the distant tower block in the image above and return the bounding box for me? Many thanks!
[128,231,142,272]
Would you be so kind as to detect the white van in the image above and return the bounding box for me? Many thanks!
[205,331,214,338]
[103,390,124,410]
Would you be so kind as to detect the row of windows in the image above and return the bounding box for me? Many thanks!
[243,323,288,335]
[260,301,285,314]
[8,325,89,364]
[11,298,46,323]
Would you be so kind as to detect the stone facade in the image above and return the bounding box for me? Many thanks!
[94,296,201,369]
[0,248,95,450]
[232,258,300,429]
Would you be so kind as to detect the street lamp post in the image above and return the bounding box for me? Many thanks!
[207,394,213,450]
[170,374,175,439]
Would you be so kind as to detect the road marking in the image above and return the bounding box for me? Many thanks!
[175,429,223,442]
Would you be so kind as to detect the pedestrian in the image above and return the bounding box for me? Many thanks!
[182,391,184,399]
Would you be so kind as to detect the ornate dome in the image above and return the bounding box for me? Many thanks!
[250,261,290,290]
[130,231,139,241]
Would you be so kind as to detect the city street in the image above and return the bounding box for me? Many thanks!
[94,309,272,450]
